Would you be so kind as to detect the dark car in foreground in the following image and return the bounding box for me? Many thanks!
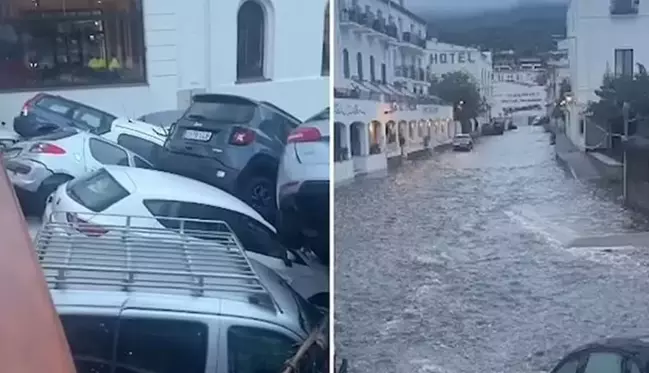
[550,336,649,373]
[158,93,301,224]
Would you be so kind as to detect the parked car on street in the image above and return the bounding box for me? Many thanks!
[158,93,301,224]
[44,166,329,307]
[34,216,326,373]
[13,93,117,139]
[452,133,474,151]
[101,117,167,166]
[549,336,649,373]
[276,108,330,266]
[4,128,153,214]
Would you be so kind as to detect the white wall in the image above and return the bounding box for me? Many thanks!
[0,0,329,125]
[564,0,649,149]
[492,81,546,118]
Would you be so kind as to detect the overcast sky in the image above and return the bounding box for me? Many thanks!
[407,0,566,13]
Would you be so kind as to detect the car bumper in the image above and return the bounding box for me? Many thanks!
[5,158,52,193]
[279,180,329,231]
[158,151,240,194]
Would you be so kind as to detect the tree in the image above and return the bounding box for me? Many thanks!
[588,63,649,137]
[428,71,481,133]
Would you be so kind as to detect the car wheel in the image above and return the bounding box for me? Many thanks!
[241,176,277,224]
[34,175,71,216]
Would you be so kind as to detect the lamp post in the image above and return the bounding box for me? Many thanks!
[622,101,630,203]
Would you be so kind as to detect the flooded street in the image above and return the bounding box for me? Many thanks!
[334,126,649,373]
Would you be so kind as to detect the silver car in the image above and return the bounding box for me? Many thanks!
[452,133,474,151]
[35,216,325,373]
[276,108,330,266]
[3,127,152,213]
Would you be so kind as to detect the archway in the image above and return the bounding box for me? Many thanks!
[350,121,364,156]
[408,120,416,139]
[385,120,396,144]
[398,120,408,147]
[237,0,268,80]
[368,120,382,154]
[333,121,349,162]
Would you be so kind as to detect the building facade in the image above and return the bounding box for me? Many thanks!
[0,0,329,125]
[424,39,494,121]
[333,0,457,185]
[563,0,649,150]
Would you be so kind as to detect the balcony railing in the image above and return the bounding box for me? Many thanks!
[402,32,426,48]
[340,7,398,40]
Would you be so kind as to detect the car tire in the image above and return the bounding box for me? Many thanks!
[240,175,277,224]
[35,174,72,216]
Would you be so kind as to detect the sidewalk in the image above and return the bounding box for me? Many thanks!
[554,132,601,180]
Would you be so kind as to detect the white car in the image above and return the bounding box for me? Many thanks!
[44,165,329,307]
[4,128,153,214]
[101,117,167,165]
[276,108,330,266]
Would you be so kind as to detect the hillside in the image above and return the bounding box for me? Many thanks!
[423,3,567,56]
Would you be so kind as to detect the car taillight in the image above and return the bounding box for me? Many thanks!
[287,127,321,143]
[29,142,66,154]
[20,93,44,116]
[65,212,109,237]
[229,127,255,145]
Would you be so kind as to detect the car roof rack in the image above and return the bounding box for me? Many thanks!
[35,212,279,311]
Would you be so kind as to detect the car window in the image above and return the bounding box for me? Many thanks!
[583,352,623,373]
[114,318,207,373]
[59,315,208,373]
[89,138,130,166]
[142,200,286,259]
[72,106,104,130]
[185,101,256,123]
[554,358,579,373]
[117,133,162,164]
[59,315,118,373]
[36,96,74,115]
[67,168,130,212]
[132,154,154,169]
[227,326,299,373]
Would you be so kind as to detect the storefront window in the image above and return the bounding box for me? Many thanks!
[0,0,146,91]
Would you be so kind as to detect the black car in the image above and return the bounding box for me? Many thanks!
[13,93,116,139]
[550,336,649,373]
[158,94,301,224]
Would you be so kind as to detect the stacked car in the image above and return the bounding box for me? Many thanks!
[2,92,331,371]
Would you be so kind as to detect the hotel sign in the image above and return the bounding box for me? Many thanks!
[429,51,476,64]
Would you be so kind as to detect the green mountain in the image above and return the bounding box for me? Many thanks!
[424,3,567,56]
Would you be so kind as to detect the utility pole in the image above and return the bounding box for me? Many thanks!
[622,102,630,203]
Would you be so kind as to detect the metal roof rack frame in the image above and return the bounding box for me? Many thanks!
[35,211,279,311]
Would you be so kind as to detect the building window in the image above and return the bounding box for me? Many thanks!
[321,3,329,76]
[381,63,386,84]
[614,48,634,77]
[369,55,375,82]
[237,1,266,81]
[356,52,363,80]
[342,49,350,78]
[0,0,146,91]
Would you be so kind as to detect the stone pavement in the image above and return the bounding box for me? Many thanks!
[554,132,602,180]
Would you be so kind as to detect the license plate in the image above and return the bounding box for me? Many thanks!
[183,129,212,141]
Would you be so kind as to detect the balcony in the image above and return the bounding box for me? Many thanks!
[394,65,417,81]
[399,32,425,54]
[610,0,639,15]
[339,7,392,41]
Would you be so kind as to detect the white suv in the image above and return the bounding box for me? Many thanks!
[276,109,330,266]
[35,215,326,373]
